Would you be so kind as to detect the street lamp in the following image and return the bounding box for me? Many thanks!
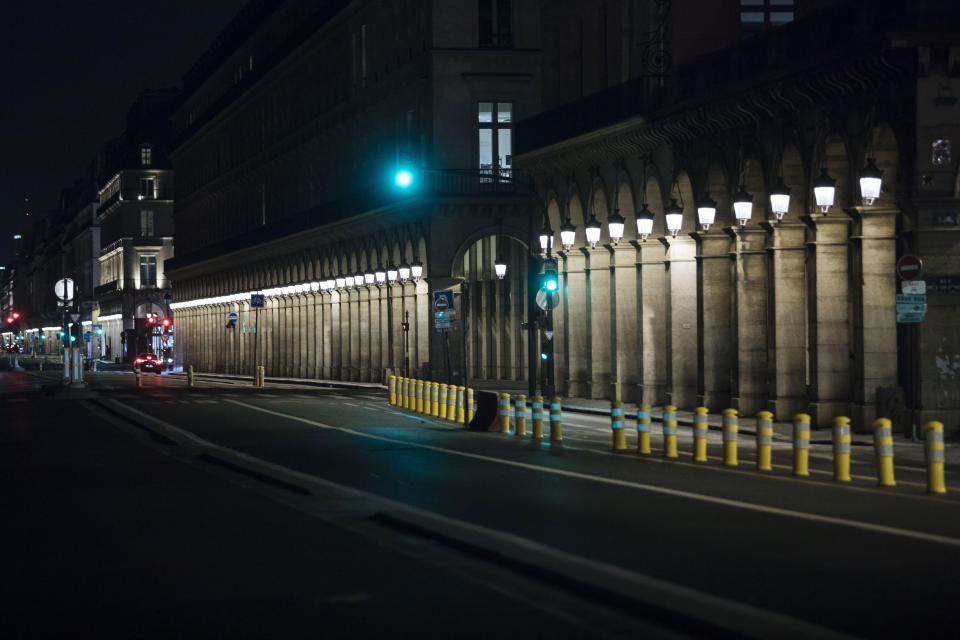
[387,265,398,282]
[584,213,602,249]
[560,220,576,250]
[697,194,717,231]
[664,198,683,237]
[813,168,836,213]
[636,203,654,241]
[538,222,554,254]
[769,177,791,222]
[364,271,375,285]
[494,256,507,279]
[859,158,882,205]
[335,276,346,288]
[375,268,386,283]
[732,185,753,226]
[398,262,411,281]
[411,259,423,281]
[607,208,625,245]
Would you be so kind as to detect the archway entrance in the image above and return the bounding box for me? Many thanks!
[457,234,528,384]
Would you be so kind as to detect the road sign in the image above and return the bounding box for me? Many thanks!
[434,309,456,330]
[250,294,265,308]
[433,290,454,313]
[228,312,238,321]
[896,254,923,280]
[901,280,926,294]
[897,312,925,324]
[70,313,80,323]
[927,275,960,294]
[536,289,560,311]
[544,330,554,341]
[54,278,74,302]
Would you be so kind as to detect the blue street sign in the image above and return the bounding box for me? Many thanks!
[433,290,454,312]
[250,294,265,308]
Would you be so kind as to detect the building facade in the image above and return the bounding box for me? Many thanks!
[514,0,960,432]
[167,0,541,384]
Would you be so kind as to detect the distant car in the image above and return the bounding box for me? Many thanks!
[134,353,163,373]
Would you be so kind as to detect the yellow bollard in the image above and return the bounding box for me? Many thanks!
[135,367,142,388]
[793,413,810,476]
[456,386,466,424]
[467,388,474,424]
[515,394,527,436]
[187,365,195,388]
[924,421,947,494]
[389,375,396,405]
[662,405,678,458]
[722,409,738,466]
[611,400,626,450]
[499,393,512,433]
[407,378,416,410]
[692,407,708,462]
[832,416,851,482]
[259,365,266,387]
[531,395,544,439]
[873,418,896,487]
[399,378,407,408]
[756,411,774,471]
[549,396,562,441]
[637,403,651,454]
[431,382,440,417]
[416,379,425,413]
[447,385,457,421]
[439,384,449,419]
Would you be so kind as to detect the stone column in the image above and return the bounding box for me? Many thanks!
[850,207,898,428]
[369,285,382,383]
[764,222,808,419]
[730,227,769,416]
[587,248,613,399]
[349,289,360,381]
[805,213,852,427]
[390,284,403,376]
[612,245,640,402]
[359,285,371,382]
[638,241,667,404]
[416,279,430,378]
[564,251,589,397]
[663,236,698,408]
[323,291,336,379]
[694,232,733,409]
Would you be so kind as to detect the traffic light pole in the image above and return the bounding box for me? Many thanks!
[527,253,538,398]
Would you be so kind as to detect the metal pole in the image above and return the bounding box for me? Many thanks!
[253,308,259,379]
[527,252,538,398]
[404,310,410,377]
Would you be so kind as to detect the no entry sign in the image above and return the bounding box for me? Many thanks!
[896,255,923,281]
[433,290,453,312]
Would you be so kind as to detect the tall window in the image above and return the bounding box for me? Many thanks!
[740,0,794,38]
[140,144,153,166]
[478,102,512,182]
[139,177,156,199]
[140,210,154,236]
[479,0,512,48]
[139,256,157,287]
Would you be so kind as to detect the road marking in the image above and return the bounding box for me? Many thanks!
[226,399,960,548]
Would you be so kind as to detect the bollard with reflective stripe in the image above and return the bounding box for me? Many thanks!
[389,376,396,405]
[135,367,142,388]
[531,396,544,439]
[550,397,562,442]
[756,411,774,471]
[793,413,811,476]
[611,400,626,450]
[415,380,423,413]
[456,386,466,424]
[692,407,709,462]
[722,409,739,466]
[515,395,527,436]
[397,378,405,407]
[499,393,512,433]
[408,379,417,411]
[924,421,947,494]
[431,383,440,417]
[637,403,651,454]
[63,348,70,380]
[467,388,474,424]
[832,416,851,482]
[187,365,195,388]
[662,405,678,458]
[447,385,458,421]
[439,384,449,419]
[872,418,896,487]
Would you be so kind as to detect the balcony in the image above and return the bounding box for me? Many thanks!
[98,188,175,212]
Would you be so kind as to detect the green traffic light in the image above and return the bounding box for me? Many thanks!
[544,278,558,292]
[394,169,413,188]
[69,335,76,342]
[540,352,549,360]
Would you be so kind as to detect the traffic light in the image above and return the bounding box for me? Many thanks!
[95,325,103,335]
[5,310,20,325]
[400,321,409,332]
[161,318,171,329]
[146,314,156,325]
[394,169,414,189]
[540,259,559,293]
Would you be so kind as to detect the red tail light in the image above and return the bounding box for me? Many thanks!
[135,358,144,364]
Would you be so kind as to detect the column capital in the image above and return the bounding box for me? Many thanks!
[693,231,732,257]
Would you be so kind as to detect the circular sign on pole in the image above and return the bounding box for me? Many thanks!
[228,312,238,321]
[435,297,449,312]
[536,290,560,311]
[54,278,75,302]
[896,255,923,281]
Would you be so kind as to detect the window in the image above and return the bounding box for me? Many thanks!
[140,144,153,167]
[139,177,156,200]
[139,256,157,287]
[479,0,513,48]
[140,210,154,236]
[932,139,951,166]
[740,0,794,38]
[478,102,512,182]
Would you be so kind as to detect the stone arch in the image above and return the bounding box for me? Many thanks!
[644,173,665,238]
[674,171,697,234]
[614,169,636,243]
[822,134,852,209]
[780,145,805,222]
[741,155,767,223]
[866,122,899,208]
[546,198,562,246]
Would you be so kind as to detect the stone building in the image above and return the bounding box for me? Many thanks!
[166,0,541,384]
[514,0,960,431]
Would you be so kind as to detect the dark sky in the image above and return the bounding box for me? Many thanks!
[0,1,249,265]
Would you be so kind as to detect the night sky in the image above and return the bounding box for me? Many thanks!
[0,1,249,265]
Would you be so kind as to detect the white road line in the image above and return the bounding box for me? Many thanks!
[226,399,960,548]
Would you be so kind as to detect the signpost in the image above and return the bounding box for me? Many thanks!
[896,254,923,281]
[433,291,455,330]
[250,294,264,380]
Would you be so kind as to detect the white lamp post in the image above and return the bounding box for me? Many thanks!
[859,158,882,206]
[664,198,683,237]
[697,194,717,231]
[607,208,625,245]
[813,168,836,214]
[560,220,576,250]
[539,222,554,253]
[636,204,654,241]
[732,185,753,226]
[411,259,423,282]
[398,263,411,281]
[387,266,398,282]
[769,177,791,222]
[584,214,601,249]
[494,256,507,280]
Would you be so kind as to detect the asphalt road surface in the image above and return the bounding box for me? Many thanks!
[4,367,959,638]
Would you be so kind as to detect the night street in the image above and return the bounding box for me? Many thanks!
[4,366,958,638]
